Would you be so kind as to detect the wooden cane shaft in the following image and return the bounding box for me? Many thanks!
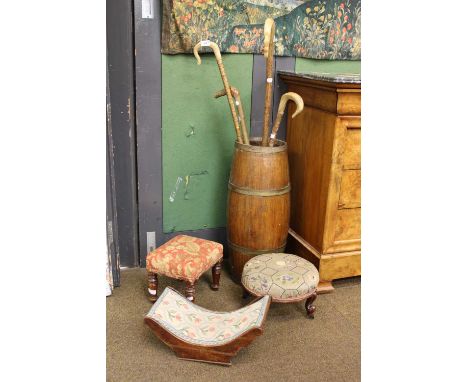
[215,58,244,144]
[233,93,249,144]
[214,87,249,145]
[268,110,284,147]
[261,24,276,146]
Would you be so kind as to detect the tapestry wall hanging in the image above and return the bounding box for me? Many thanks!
[162,0,361,60]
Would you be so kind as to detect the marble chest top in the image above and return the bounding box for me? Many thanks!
[278,70,361,84]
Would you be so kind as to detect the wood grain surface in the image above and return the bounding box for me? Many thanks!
[227,138,290,281]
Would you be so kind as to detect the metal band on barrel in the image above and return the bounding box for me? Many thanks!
[228,182,290,197]
[227,240,286,255]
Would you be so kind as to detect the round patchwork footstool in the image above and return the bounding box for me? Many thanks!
[241,253,319,318]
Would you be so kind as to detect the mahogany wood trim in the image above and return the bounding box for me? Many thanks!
[148,272,158,302]
[210,259,222,291]
[305,291,318,318]
[185,281,196,302]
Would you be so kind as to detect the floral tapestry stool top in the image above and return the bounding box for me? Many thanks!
[144,287,271,365]
[146,235,223,302]
[241,253,319,318]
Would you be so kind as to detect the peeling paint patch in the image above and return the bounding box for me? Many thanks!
[183,170,208,200]
[185,124,195,138]
[169,176,183,202]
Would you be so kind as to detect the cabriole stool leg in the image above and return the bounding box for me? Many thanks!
[210,259,222,291]
[305,290,317,318]
[148,272,158,302]
[185,281,196,302]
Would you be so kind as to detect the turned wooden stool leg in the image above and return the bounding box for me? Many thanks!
[148,272,158,302]
[185,281,196,302]
[210,259,222,291]
[242,285,250,299]
[305,290,317,318]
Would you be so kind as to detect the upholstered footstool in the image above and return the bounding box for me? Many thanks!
[241,253,319,318]
[146,235,223,302]
[144,287,271,365]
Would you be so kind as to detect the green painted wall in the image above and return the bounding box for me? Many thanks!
[295,58,361,74]
[162,54,253,233]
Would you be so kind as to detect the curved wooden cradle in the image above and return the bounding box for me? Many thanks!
[144,287,272,366]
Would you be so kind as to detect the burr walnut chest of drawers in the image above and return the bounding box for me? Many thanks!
[279,71,361,293]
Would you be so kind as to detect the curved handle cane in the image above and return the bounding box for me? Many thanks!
[268,92,304,147]
[261,18,276,146]
[214,86,249,144]
[194,41,244,144]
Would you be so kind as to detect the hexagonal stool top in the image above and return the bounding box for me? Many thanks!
[241,253,319,303]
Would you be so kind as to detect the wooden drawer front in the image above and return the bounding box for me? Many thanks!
[324,208,360,254]
[338,170,361,209]
[335,208,361,242]
[342,128,361,169]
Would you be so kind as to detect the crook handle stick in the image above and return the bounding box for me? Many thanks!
[194,41,244,144]
[261,18,276,146]
[268,92,304,147]
[214,86,249,145]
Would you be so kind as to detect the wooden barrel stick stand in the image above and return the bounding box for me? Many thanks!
[227,137,290,282]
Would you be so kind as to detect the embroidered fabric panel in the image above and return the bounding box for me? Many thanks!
[146,288,270,346]
[162,0,361,60]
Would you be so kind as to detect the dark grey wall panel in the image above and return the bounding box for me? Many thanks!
[107,0,139,267]
[134,0,163,266]
[106,57,121,286]
[273,56,296,141]
[106,130,121,286]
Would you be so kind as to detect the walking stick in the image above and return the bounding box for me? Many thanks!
[268,92,304,147]
[194,41,244,144]
[213,86,249,145]
[261,18,275,146]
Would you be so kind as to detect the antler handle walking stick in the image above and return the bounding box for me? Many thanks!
[194,41,244,144]
[268,92,304,147]
[261,18,276,146]
[214,86,249,145]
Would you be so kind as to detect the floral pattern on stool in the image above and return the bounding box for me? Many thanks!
[146,235,223,282]
[242,253,319,302]
[146,287,270,346]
